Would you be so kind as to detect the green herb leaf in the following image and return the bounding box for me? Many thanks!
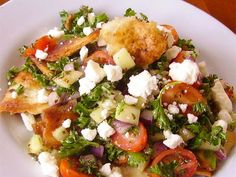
[193,102,207,114]
[105,143,125,161]
[177,38,195,51]
[149,161,178,177]
[140,12,148,21]
[95,13,109,23]
[124,8,136,17]
[47,57,70,73]
[128,152,147,167]
[59,131,98,157]
[7,66,22,81]
[15,84,24,95]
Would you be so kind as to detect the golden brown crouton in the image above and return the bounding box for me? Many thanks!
[100,17,167,67]
[0,72,49,115]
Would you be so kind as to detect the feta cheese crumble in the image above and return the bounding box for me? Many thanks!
[127,70,158,99]
[35,49,48,60]
[99,163,112,176]
[168,104,179,114]
[83,27,93,36]
[179,103,188,113]
[96,22,104,29]
[21,113,36,131]
[47,27,64,38]
[78,77,96,95]
[104,65,123,82]
[164,46,181,60]
[213,120,228,132]
[88,12,95,23]
[187,113,198,124]
[38,152,59,177]
[101,109,110,119]
[11,91,17,99]
[97,121,115,140]
[62,119,72,128]
[79,46,89,61]
[124,95,138,105]
[84,60,106,83]
[37,89,48,103]
[169,60,200,84]
[81,128,97,141]
[77,16,85,26]
[163,130,184,149]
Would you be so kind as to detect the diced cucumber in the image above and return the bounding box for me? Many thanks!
[136,97,146,109]
[113,48,135,70]
[53,71,83,88]
[90,107,105,124]
[199,141,221,151]
[27,134,45,155]
[115,103,140,125]
[52,126,69,142]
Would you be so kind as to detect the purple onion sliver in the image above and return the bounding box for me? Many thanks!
[64,63,74,71]
[153,141,169,155]
[91,145,104,158]
[140,110,153,126]
[112,120,133,134]
[215,149,227,161]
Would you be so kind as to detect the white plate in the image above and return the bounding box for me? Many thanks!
[0,0,235,176]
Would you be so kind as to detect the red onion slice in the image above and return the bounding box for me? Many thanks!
[215,149,227,161]
[91,145,104,158]
[48,92,59,106]
[64,63,74,71]
[153,141,169,157]
[112,120,133,134]
[140,110,153,126]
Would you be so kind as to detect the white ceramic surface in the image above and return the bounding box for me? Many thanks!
[0,0,236,177]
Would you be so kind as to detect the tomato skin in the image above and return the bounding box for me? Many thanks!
[161,24,179,44]
[24,35,57,57]
[172,51,196,63]
[162,82,205,106]
[111,122,148,152]
[83,50,115,65]
[60,159,93,177]
[150,148,198,177]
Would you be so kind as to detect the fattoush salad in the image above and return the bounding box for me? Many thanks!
[0,6,236,177]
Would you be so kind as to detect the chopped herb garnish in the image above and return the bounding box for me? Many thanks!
[59,130,98,157]
[177,38,195,51]
[193,102,207,114]
[105,143,125,161]
[124,8,136,17]
[47,57,70,73]
[140,12,148,21]
[7,66,22,81]
[15,84,24,95]
[149,161,178,177]
[95,13,109,23]
[127,152,147,167]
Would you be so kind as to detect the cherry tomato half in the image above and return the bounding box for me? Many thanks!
[111,122,148,152]
[150,148,198,177]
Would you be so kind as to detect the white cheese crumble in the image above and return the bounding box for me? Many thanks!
[81,128,97,141]
[83,27,93,36]
[47,27,64,38]
[163,130,184,149]
[104,65,123,82]
[179,103,188,113]
[77,16,85,26]
[21,113,36,131]
[168,104,179,114]
[124,95,138,105]
[97,121,115,140]
[11,91,17,99]
[167,113,173,120]
[84,60,106,83]
[169,60,200,85]
[37,89,48,103]
[79,46,89,61]
[213,120,228,132]
[78,77,96,95]
[96,22,104,29]
[62,119,72,128]
[109,168,123,177]
[38,152,59,177]
[99,163,112,176]
[218,109,232,123]
[35,49,48,60]
[187,113,198,124]
[88,12,95,23]
[127,70,158,99]
[164,46,181,60]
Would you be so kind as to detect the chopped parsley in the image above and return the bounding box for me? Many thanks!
[7,66,22,81]
[177,38,195,51]
[105,143,125,162]
[59,130,98,157]
[149,161,178,177]
[124,8,148,21]
[127,152,147,167]
[47,57,70,73]
[15,84,24,95]
[193,102,207,114]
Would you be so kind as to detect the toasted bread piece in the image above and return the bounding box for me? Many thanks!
[45,30,100,62]
[0,72,49,115]
[33,100,78,148]
[30,57,53,77]
[100,17,167,67]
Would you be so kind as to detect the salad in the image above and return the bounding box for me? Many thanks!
[0,6,236,177]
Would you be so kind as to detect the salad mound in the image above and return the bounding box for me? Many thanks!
[0,6,236,177]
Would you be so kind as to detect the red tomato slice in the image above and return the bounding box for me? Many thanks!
[150,148,198,177]
[60,159,93,177]
[172,51,196,63]
[161,24,179,44]
[83,50,115,65]
[111,122,148,152]
[162,82,205,106]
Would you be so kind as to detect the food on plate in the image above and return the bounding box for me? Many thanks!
[0,6,236,177]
